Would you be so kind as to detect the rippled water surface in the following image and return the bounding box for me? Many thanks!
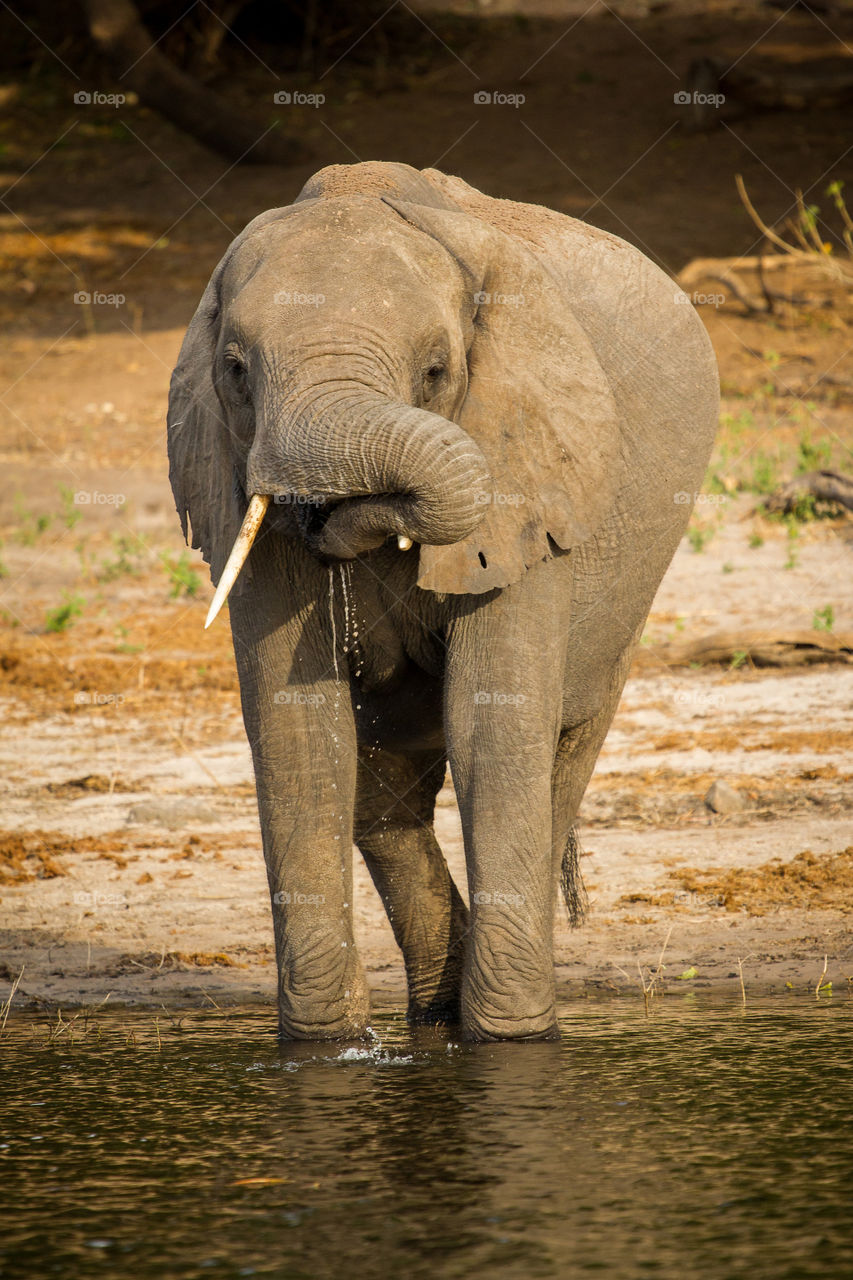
[2,997,852,1279]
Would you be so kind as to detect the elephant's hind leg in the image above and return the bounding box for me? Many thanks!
[355,745,469,1024]
[552,641,638,922]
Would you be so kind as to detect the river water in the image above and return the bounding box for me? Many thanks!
[2,996,851,1279]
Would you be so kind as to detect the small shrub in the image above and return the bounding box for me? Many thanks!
[45,593,85,633]
[59,486,82,531]
[748,453,778,496]
[687,523,714,553]
[161,550,201,599]
[98,534,147,582]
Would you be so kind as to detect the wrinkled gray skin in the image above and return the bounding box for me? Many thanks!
[168,162,719,1042]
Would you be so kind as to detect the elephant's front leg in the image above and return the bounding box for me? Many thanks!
[445,556,572,1041]
[230,538,370,1039]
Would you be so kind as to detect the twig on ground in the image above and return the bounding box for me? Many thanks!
[614,925,673,1012]
[0,965,25,1037]
[737,954,755,1007]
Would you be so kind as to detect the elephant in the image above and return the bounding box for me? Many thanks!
[167,160,718,1042]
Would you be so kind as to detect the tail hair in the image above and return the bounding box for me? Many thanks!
[560,825,588,926]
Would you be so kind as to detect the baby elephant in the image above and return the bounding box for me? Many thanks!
[167,161,718,1041]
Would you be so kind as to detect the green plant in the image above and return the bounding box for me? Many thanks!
[813,605,834,632]
[114,623,143,654]
[14,493,52,546]
[730,649,749,670]
[784,518,800,570]
[748,453,778,496]
[718,408,754,435]
[59,486,82,531]
[748,532,764,549]
[98,533,147,581]
[687,522,714,553]
[161,550,201,598]
[45,593,85,633]
[722,562,735,574]
[796,433,832,474]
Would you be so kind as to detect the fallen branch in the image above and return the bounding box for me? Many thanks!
[760,470,853,517]
[640,630,853,669]
[677,253,835,315]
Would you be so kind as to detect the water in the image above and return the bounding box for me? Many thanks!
[2,997,852,1279]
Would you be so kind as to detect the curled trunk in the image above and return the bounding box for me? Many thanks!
[248,385,492,559]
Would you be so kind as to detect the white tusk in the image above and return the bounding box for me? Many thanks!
[397,535,413,551]
[204,493,271,629]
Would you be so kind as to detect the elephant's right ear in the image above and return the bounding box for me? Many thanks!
[167,204,307,588]
[167,280,245,588]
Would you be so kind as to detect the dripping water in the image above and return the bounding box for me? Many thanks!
[328,565,350,936]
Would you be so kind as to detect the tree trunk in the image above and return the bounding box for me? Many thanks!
[84,0,308,165]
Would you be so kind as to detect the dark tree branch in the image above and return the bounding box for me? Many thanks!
[83,0,308,165]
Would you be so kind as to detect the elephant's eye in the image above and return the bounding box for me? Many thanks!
[225,357,250,401]
[422,362,447,401]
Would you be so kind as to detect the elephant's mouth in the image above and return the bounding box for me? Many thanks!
[294,493,412,563]
[294,496,341,551]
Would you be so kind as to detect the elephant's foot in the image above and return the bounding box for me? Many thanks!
[403,942,465,1026]
[405,976,462,1026]
[460,1016,560,1043]
[279,1008,368,1039]
[277,948,371,1041]
[460,951,559,1042]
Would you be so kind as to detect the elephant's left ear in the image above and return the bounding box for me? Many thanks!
[167,278,247,591]
[383,198,624,595]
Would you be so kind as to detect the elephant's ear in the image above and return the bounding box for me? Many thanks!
[167,279,247,589]
[167,205,306,588]
[383,199,624,595]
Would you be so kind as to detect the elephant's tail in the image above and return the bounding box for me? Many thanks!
[560,826,588,927]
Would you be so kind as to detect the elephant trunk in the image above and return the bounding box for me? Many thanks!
[205,384,491,627]
[249,383,491,558]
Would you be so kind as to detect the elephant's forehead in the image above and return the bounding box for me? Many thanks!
[222,198,460,308]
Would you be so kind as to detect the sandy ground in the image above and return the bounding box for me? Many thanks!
[1,1,852,1016]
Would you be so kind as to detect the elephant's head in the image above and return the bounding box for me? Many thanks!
[167,165,623,618]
